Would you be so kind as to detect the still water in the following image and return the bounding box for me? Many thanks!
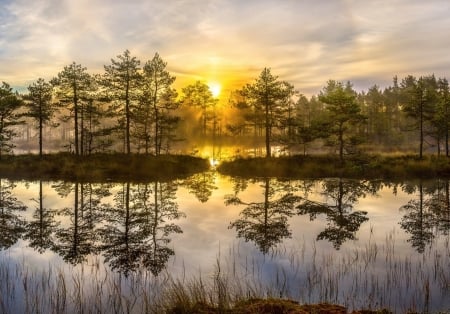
[0,173,449,313]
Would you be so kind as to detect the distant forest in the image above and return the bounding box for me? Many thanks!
[1,50,449,160]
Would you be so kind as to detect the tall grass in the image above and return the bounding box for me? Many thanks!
[1,230,449,313]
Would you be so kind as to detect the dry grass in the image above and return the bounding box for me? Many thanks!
[1,229,448,313]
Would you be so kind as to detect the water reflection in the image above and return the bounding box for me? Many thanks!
[226,177,301,254]
[1,174,449,312]
[99,181,184,276]
[0,179,26,250]
[2,175,450,271]
[52,182,109,264]
[24,180,59,253]
[297,178,377,249]
[398,180,450,253]
[182,170,217,203]
[429,180,450,235]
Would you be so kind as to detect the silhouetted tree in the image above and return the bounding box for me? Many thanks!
[52,63,91,155]
[433,78,450,156]
[278,82,298,152]
[226,178,301,253]
[241,68,293,157]
[382,76,404,147]
[297,178,373,249]
[78,74,115,154]
[138,53,179,155]
[363,85,388,144]
[25,78,56,157]
[319,80,366,162]
[0,82,24,158]
[401,75,437,158]
[182,81,216,137]
[292,95,323,155]
[103,50,141,154]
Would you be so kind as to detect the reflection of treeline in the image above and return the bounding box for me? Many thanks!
[0,172,217,275]
[225,177,450,253]
[1,174,450,275]
[1,53,450,159]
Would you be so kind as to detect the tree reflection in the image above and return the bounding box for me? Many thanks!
[0,179,26,250]
[297,178,374,249]
[226,178,301,254]
[182,170,217,203]
[399,180,437,253]
[424,179,450,235]
[24,180,59,253]
[52,182,109,264]
[141,182,184,275]
[99,181,184,276]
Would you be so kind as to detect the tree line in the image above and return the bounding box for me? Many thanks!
[1,49,449,159]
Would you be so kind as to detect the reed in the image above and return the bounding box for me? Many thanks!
[0,229,448,313]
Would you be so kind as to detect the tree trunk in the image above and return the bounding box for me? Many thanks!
[125,85,131,155]
[74,86,79,156]
[80,101,84,156]
[419,100,424,159]
[39,116,43,157]
[339,123,344,163]
[265,100,271,158]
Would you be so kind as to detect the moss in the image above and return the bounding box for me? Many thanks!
[166,298,392,314]
[0,153,209,181]
[218,154,450,179]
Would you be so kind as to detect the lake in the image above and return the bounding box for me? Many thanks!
[0,173,449,313]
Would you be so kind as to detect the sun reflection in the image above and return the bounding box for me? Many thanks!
[209,158,220,167]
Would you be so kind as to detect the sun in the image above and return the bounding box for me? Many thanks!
[208,82,221,98]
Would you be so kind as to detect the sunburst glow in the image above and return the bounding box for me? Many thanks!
[208,82,221,98]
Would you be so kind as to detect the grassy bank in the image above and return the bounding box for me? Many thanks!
[0,153,209,181]
[217,154,450,179]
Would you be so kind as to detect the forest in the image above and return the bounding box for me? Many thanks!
[1,49,450,161]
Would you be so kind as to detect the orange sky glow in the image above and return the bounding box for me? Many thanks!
[2,0,450,98]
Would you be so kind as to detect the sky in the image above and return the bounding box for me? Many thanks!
[2,0,450,97]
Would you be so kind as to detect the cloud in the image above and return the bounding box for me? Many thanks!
[2,0,450,96]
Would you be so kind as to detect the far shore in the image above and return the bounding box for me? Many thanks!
[0,153,449,181]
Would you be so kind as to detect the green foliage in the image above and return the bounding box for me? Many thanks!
[52,62,92,155]
[137,53,179,155]
[103,50,142,154]
[0,82,24,158]
[241,68,294,157]
[319,80,366,162]
[25,78,56,156]
[182,81,216,137]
